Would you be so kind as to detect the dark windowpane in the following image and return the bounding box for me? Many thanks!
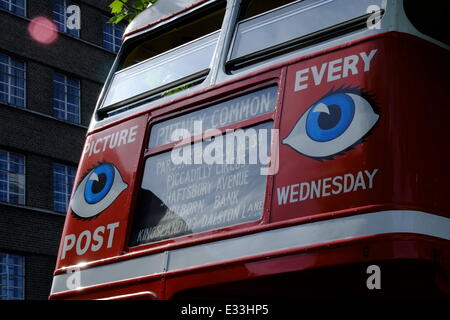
[53,163,76,213]
[101,3,226,110]
[129,121,272,246]
[0,253,24,300]
[403,0,450,45]
[229,0,384,67]
[0,151,25,205]
[52,73,80,123]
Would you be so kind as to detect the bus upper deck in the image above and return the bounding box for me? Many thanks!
[50,0,450,299]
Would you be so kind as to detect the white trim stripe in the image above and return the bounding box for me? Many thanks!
[51,210,450,295]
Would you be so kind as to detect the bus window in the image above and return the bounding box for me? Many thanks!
[238,0,297,20]
[149,86,277,148]
[128,87,277,247]
[100,2,226,111]
[403,1,450,46]
[227,0,385,71]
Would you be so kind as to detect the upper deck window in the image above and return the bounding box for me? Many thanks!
[100,2,226,113]
[228,0,385,70]
[128,86,278,247]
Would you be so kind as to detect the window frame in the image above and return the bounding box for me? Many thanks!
[128,78,280,249]
[0,0,27,16]
[0,252,25,300]
[52,163,76,214]
[0,53,26,108]
[0,150,26,206]
[97,0,227,118]
[102,16,125,53]
[52,72,81,124]
[100,30,219,115]
[226,0,385,71]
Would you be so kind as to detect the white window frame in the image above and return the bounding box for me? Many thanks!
[0,253,25,300]
[52,72,81,124]
[52,163,76,213]
[0,0,27,16]
[0,150,26,205]
[0,53,26,108]
[103,16,124,53]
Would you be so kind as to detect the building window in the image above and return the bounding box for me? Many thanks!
[0,0,26,16]
[0,150,25,205]
[53,163,76,213]
[103,17,124,53]
[53,0,80,38]
[52,72,80,124]
[0,53,26,108]
[0,253,25,300]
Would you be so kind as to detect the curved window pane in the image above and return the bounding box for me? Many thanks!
[230,0,384,62]
[103,32,219,108]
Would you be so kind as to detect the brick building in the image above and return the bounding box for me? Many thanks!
[0,0,122,299]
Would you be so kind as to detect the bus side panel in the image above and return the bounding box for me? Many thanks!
[55,115,148,270]
[56,278,165,300]
[272,34,450,222]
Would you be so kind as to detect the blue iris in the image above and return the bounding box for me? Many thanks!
[306,93,355,142]
[84,163,115,204]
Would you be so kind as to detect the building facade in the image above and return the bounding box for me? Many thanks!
[0,0,122,299]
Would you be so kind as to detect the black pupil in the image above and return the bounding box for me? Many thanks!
[91,173,107,194]
[318,105,342,130]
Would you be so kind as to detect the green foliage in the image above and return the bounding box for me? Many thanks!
[162,82,197,97]
[107,0,159,24]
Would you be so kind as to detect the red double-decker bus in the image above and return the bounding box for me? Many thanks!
[50,0,449,299]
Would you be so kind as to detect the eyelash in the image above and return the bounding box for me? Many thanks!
[283,85,380,161]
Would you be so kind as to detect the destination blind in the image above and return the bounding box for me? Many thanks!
[149,86,277,148]
[129,121,273,246]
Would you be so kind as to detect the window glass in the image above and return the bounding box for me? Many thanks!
[0,150,25,205]
[0,253,24,300]
[53,0,79,38]
[0,0,26,16]
[103,32,218,108]
[238,0,296,20]
[53,163,76,213]
[129,121,273,247]
[0,53,25,108]
[229,0,384,68]
[103,16,125,53]
[149,86,277,148]
[52,72,80,124]
[129,86,277,247]
[100,4,225,110]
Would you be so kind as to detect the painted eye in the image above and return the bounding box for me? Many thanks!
[283,89,379,160]
[71,163,128,219]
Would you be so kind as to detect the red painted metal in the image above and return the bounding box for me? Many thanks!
[50,32,450,299]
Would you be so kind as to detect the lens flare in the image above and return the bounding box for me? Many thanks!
[28,17,58,45]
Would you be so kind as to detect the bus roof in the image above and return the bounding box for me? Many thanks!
[124,0,210,38]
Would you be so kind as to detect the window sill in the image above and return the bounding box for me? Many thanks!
[0,201,67,217]
[0,102,88,129]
